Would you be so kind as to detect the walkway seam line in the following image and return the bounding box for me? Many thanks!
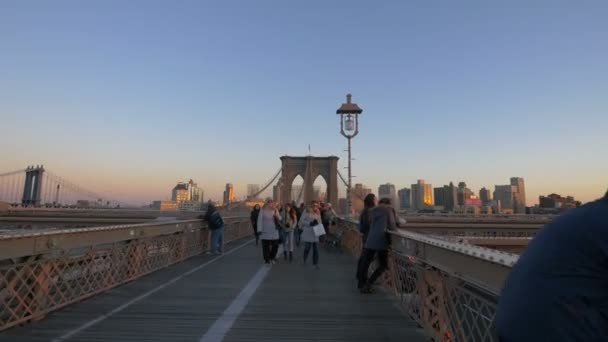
[198,263,272,342]
[50,239,254,342]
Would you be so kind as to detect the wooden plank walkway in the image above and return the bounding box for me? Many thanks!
[0,238,427,342]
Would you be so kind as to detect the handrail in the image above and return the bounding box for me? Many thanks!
[0,216,252,331]
[334,217,511,341]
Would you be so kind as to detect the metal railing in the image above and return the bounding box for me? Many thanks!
[334,218,519,342]
[0,216,251,331]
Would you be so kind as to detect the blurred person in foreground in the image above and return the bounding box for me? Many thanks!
[497,191,608,341]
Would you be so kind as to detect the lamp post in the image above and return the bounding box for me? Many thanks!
[336,94,363,217]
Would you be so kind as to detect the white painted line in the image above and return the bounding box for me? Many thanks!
[51,239,254,342]
[199,264,271,342]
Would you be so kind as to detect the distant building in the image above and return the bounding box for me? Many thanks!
[179,201,203,211]
[411,179,433,211]
[493,185,516,213]
[398,187,411,210]
[353,183,372,213]
[457,182,474,206]
[479,187,492,205]
[223,183,235,206]
[510,177,526,214]
[434,187,445,207]
[152,200,178,211]
[538,193,581,212]
[247,184,261,199]
[188,180,203,203]
[172,183,190,204]
[378,183,399,208]
[434,183,457,211]
[76,200,90,208]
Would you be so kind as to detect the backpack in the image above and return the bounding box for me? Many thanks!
[209,211,224,230]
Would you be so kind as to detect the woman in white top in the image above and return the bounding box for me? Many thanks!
[298,200,323,269]
[257,199,281,264]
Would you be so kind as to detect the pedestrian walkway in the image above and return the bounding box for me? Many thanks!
[0,238,427,342]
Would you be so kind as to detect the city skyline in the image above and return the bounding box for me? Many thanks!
[1,1,607,204]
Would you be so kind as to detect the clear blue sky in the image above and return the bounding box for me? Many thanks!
[1,0,607,204]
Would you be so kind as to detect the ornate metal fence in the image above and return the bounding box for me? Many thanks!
[0,216,251,331]
[334,218,518,342]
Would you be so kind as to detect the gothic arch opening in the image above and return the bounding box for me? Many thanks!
[291,174,305,205]
[312,174,328,203]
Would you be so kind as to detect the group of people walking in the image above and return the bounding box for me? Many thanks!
[205,193,400,295]
[250,199,337,268]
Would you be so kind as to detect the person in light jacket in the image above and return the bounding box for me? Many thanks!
[257,199,281,264]
[298,200,322,269]
[358,198,398,293]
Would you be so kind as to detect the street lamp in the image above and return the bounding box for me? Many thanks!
[336,94,363,217]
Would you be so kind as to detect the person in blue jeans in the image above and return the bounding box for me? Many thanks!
[298,200,322,269]
[204,203,224,254]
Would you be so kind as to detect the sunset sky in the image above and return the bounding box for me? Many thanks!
[1,1,607,205]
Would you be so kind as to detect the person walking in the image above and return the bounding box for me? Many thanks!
[356,193,376,287]
[204,203,224,255]
[282,205,298,262]
[250,204,261,245]
[295,202,305,246]
[358,198,398,293]
[257,199,281,264]
[299,200,322,269]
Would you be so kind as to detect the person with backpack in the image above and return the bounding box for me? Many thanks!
[258,199,281,264]
[204,203,224,255]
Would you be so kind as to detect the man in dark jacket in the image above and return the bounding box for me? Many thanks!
[358,198,398,293]
[496,193,608,341]
[204,203,224,255]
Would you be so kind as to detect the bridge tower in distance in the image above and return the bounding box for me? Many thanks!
[22,165,45,206]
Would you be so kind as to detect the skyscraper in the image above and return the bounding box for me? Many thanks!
[411,179,433,211]
[223,183,235,206]
[434,187,445,207]
[479,187,492,205]
[378,183,398,208]
[445,182,457,211]
[247,184,261,199]
[493,185,516,213]
[433,183,457,211]
[398,187,411,209]
[510,177,526,214]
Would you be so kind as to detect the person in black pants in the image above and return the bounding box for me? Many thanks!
[358,198,398,293]
[356,193,376,287]
[257,199,281,264]
[250,204,261,245]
